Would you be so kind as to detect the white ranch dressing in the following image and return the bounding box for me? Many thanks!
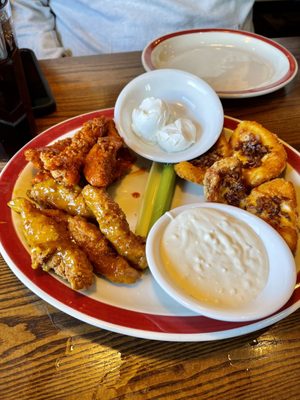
[161,207,269,309]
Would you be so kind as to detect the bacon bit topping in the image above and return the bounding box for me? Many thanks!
[236,133,269,168]
[191,145,223,168]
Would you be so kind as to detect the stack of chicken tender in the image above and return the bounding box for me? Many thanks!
[9,117,147,290]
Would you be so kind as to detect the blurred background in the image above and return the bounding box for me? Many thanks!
[253,0,300,37]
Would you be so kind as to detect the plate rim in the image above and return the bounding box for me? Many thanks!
[0,108,299,341]
[141,28,298,99]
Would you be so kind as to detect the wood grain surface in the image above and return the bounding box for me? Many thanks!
[1,37,300,400]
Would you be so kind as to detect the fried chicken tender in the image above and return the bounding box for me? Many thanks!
[8,198,94,290]
[40,209,141,284]
[25,137,72,170]
[82,185,147,270]
[106,118,122,139]
[25,117,134,188]
[68,216,141,284]
[203,156,249,206]
[28,177,94,218]
[25,138,74,184]
[241,178,299,254]
[83,119,135,187]
[174,129,232,184]
[83,136,124,187]
[230,121,287,187]
[28,117,107,186]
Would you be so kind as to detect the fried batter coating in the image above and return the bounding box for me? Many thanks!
[82,185,147,270]
[230,121,287,187]
[8,198,94,290]
[241,178,299,254]
[30,117,107,186]
[68,216,141,284]
[203,156,249,207]
[25,117,134,188]
[39,209,141,284]
[28,177,94,218]
[83,136,124,187]
[31,170,53,184]
[174,130,232,184]
[106,118,122,139]
[25,137,72,171]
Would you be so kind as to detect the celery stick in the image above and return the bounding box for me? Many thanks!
[135,161,161,237]
[149,163,176,230]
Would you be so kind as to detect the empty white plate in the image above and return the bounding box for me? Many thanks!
[142,29,298,98]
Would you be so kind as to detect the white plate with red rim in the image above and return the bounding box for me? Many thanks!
[0,108,300,342]
[142,29,298,98]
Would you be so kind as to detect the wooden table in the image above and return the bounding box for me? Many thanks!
[1,37,300,400]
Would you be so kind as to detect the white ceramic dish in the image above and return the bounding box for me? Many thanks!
[142,29,298,98]
[114,69,224,163]
[146,202,297,322]
[0,109,299,341]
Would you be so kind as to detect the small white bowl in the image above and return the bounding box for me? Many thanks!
[114,69,224,163]
[146,203,297,322]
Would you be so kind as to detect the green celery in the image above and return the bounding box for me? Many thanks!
[135,162,176,238]
[135,162,161,238]
[149,163,176,230]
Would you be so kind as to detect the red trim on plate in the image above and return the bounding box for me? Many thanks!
[0,109,299,334]
[224,116,239,131]
[285,146,300,172]
[143,29,297,95]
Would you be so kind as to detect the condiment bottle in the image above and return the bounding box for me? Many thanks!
[0,0,36,159]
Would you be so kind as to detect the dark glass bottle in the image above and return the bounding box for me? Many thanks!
[0,0,36,159]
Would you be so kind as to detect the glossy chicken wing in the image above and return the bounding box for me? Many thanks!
[68,216,141,284]
[25,139,74,184]
[24,137,72,171]
[83,136,124,187]
[8,198,94,290]
[82,185,147,270]
[27,117,107,186]
[28,177,94,218]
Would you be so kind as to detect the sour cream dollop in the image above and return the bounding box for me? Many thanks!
[157,118,196,152]
[131,97,170,143]
[131,97,196,152]
[161,207,269,308]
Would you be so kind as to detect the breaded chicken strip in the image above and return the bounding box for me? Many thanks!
[25,137,72,171]
[28,177,94,219]
[26,117,107,186]
[241,178,298,254]
[106,118,122,139]
[83,136,124,187]
[68,216,141,284]
[8,198,94,290]
[25,138,73,184]
[82,185,147,270]
[41,209,141,284]
[84,135,135,187]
